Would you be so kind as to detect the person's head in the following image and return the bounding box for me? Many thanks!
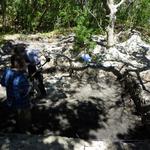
[2,40,15,54]
[4,40,14,47]
[11,55,26,70]
[13,43,27,56]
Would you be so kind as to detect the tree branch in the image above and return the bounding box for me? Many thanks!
[116,0,126,8]
[85,7,102,29]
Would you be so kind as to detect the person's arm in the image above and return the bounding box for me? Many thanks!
[0,69,3,83]
[0,69,8,87]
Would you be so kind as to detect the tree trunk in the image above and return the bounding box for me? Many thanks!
[107,0,126,47]
[107,20,115,47]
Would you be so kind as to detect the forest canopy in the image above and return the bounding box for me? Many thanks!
[0,0,149,34]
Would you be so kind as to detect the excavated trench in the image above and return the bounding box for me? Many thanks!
[0,68,150,140]
[0,35,150,141]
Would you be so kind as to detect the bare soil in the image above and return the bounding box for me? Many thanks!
[0,68,150,141]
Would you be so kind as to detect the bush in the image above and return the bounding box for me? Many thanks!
[74,8,96,53]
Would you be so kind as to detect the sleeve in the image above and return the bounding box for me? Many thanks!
[0,69,9,87]
[27,50,41,65]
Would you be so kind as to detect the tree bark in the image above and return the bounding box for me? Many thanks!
[107,0,126,47]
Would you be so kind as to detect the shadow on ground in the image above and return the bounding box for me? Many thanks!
[31,97,107,139]
[0,41,107,140]
[0,133,83,150]
[117,121,150,140]
[116,122,150,149]
[0,95,107,140]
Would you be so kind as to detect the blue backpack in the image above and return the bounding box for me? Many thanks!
[1,68,30,108]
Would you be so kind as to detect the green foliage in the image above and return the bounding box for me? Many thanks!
[134,0,150,28]
[0,0,106,33]
[117,0,150,31]
[55,2,79,28]
[0,34,5,46]
[0,0,149,39]
[74,8,96,53]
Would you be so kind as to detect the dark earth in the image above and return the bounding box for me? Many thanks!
[0,68,150,141]
[0,35,150,149]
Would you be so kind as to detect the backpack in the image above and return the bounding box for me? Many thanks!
[1,68,30,108]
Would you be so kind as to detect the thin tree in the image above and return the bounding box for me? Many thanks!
[107,0,126,47]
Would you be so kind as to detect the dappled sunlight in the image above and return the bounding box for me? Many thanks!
[0,30,149,150]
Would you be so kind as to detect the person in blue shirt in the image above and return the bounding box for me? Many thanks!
[0,55,31,132]
[13,44,47,98]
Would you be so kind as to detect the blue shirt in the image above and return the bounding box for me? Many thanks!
[81,54,92,63]
[25,49,41,65]
[1,68,30,109]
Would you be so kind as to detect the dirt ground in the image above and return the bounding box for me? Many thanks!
[0,68,149,141]
[0,35,150,149]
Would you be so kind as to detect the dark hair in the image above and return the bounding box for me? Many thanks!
[11,55,26,69]
[2,40,14,54]
[13,43,26,55]
[4,40,14,47]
